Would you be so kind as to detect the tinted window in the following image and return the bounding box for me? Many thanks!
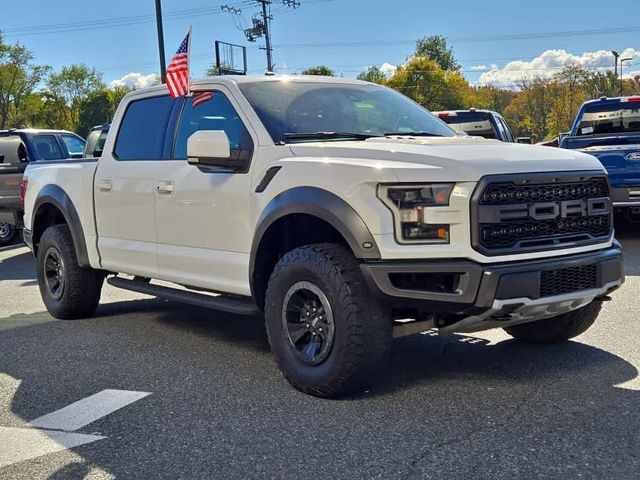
[438,112,498,139]
[33,135,64,160]
[115,96,175,160]
[0,135,28,164]
[61,134,86,158]
[493,116,507,141]
[578,101,640,135]
[238,81,454,144]
[173,92,253,159]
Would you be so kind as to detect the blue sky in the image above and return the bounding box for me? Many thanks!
[2,0,639,88]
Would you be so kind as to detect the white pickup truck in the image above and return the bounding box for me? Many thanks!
[22,76,623,397]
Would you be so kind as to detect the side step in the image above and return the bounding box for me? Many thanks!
[107,276,260,316]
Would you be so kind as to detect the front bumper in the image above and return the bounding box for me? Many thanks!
[612,186,640,207]
[361,245,623,331]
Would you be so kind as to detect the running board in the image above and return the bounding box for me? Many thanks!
[107,276,260,316]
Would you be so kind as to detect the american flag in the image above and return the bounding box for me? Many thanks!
[193,91,214,108]
[166,31,191,98]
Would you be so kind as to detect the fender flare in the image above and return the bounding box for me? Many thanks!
[250,187,381,287]
[32,184,90,267]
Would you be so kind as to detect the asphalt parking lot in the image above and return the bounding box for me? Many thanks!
[0,226,639,479]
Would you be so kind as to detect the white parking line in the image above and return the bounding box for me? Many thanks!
[0,389,151,468]
[30,389,151,431]
[0,427,104,468]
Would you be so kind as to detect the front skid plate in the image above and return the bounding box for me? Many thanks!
[440,280,621,334]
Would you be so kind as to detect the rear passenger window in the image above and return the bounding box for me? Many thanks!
[114,96,175,160]
[33,135,64,160]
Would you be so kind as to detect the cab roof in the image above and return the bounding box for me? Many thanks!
[583,96,640,105]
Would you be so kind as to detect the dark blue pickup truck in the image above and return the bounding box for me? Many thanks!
[560,96,640,220]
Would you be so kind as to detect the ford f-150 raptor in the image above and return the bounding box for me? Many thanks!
[22,76,624,397]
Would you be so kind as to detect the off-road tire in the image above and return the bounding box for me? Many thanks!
[36,224,104,319]
[265,243,392,398]
[504,301,601,344]
[0,222,16,247]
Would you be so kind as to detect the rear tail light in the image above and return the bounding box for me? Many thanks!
[628,97,640,102]
[437,112,450,118]
[20,179,28,210]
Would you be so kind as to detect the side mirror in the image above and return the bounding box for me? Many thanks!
[516,136,532,144]
[187,130,231,168]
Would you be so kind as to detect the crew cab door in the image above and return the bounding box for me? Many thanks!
[153,88,255,295]
[94,94,177,277]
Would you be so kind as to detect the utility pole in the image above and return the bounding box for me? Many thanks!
[259,1,274,73]
[221,0,303,74]
[611,51,619,96]
[155,0,167,83]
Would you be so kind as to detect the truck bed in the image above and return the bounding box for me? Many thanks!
[23,158,101,267]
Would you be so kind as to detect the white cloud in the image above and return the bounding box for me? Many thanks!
[380,62,397,76]
[468,65,488,71]
[110,72,160,90]
[478,48,640,87]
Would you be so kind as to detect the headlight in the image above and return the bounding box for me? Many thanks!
[379,184,454,244]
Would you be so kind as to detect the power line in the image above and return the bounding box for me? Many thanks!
[2,5,248,37]
[220,0,312,73]
[272,25,640,49]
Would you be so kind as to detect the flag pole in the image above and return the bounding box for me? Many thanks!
[187,26,193,96]
[155,0,167,83]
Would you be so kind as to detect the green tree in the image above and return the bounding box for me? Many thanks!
[415,35,460,72]
[357,65,386,84]
[78,90,112,137]
[301,65,335,76]
[386,57,465,111]
[46,64,105,131]
[0,34,49,128]
[109,85,133,111]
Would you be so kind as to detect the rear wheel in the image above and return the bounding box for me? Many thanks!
[0,222,16,246]
[265,244,392,398]
[36,225,104,319]
[504,302,601,344]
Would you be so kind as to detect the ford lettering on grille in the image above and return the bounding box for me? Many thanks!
[473,175,613,254]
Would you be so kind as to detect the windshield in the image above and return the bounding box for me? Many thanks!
[238,81,455,143]
[577,101,640,136]
[438,112,497,139]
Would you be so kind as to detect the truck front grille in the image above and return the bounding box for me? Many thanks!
[472,173,613,255]
[540,264,598,298]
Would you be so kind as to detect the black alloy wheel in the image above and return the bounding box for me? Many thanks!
[282,281,336,365]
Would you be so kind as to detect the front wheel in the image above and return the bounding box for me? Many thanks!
[265,244,392,398]
[36,224,104,319]
[504,302,601,344]
[0,222,16,246]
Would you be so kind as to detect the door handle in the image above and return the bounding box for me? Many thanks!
[97,180,112,192]
[156,181,175,195]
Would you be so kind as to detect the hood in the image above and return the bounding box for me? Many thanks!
[288,136,604,182]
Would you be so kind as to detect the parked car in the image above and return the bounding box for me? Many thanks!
[560,96,640,221]
[434,109,524,143]
[22,76,623,397]
[84,124,110,158]
[0,129,85,245]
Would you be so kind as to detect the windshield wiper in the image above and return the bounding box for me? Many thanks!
[281,132,381,143]
[383,132,444,137]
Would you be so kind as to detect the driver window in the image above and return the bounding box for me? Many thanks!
[173,91,253,160]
